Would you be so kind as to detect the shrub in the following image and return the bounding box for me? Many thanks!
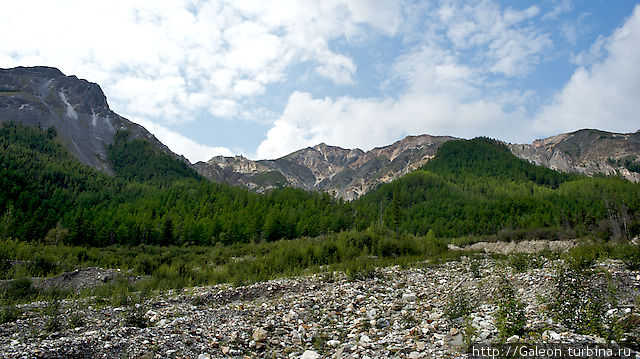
[67,312,86,328]
[618,244,640,271]
[28,254,57,277]
[495,279,526,342]
[469,260,481,278]
[508,253,530,272]
[0,305,19,324]
[2,278,35,302]
[549,267,614,337]
[445,290,473,322]
[565,244,602,271]
[44,300,62,333]
[124,305,148,328]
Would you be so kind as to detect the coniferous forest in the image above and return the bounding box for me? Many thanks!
[1,122,638,247]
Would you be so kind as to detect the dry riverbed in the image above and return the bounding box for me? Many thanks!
[1,255,639,358]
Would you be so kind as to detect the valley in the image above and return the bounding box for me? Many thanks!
[1,66,640,358]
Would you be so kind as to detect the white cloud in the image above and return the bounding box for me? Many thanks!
[255,88,518,159]
[534,5,640,135]
[135,118,234,163]
[0,0,403,126]
[436,1,552,77]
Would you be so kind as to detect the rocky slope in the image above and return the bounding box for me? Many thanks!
[509,129,640,183]
[1,254,638,358]
[0,66,186,174]
[195,135,457,200]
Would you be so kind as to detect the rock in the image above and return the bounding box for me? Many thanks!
[253,328,268,342]
[299,350,320,359]
[197,354,211,359]
[409,351,420,359]
[416,341,426,351]
[229,331,238,342]
[449,327,459,336]
[327,339,341,347]
[447,334,464,351]
[221,346,230,355]
[402,292,417,301]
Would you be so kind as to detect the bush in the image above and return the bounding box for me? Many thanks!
[508,253,530,272]
[2,278,35,302]
[617,244,640,271]
[549,267,614,337]
[44,300,62,333]
[445,290,473,322]
[565,245,602,271]
[124,305,148,328]
[28,254,57,277]
[0,305,19,324]
[67,312,85,328]
[495,279,526,342]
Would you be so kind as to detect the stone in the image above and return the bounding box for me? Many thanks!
[409,351,420,359]
[197,354,211,359]
[327,340,341,347]
[402,292,417,301]
[253,328,268,342]
[299,350,320,359]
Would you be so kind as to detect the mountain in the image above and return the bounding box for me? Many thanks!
[509,129,640,182]
[195,134,457,200]
[196,129,640,200]
[0,66,187,174]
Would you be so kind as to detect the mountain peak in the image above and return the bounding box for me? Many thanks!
[0,66,185,174]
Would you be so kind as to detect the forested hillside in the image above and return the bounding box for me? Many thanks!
[0,123,353,246]
[1,123,639,247]
[354,138,640,239]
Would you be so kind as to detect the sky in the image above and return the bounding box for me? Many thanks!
[1,0,639,162]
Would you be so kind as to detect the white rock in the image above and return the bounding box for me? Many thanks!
[198,354,211,359]
[549,331,561,341]
[327,340,341,347]
[253,328,268,342]
[402,292,417,301]
[299,350,320,359]
[409,351,420,358]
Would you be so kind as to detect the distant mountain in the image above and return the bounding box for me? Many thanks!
[508,129,640,183]
[195,134,457,200]
[0,66,188,174]
[196,129,640,200]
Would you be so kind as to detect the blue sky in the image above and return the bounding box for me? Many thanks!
[1,0,639,162]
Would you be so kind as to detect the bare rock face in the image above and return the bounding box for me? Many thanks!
[508,129,640,183]
[0,66,185,174]
[196,134,457,200]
